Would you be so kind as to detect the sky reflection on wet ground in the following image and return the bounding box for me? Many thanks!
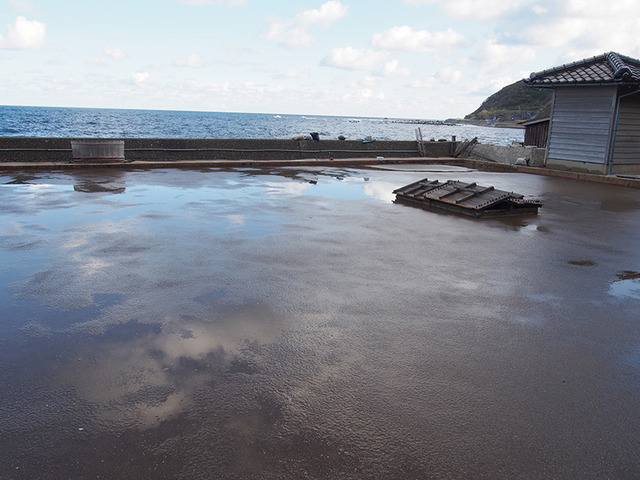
[2,165,640,479]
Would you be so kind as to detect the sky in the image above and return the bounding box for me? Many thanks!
[1,0,639,119]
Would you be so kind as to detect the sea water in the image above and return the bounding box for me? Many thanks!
[0,105,523,145]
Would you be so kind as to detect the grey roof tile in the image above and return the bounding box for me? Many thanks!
[525,52,640,87]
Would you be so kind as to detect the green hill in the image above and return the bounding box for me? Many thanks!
[465,80,551,122]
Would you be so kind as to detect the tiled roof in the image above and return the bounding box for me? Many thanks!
[525,52,640,87]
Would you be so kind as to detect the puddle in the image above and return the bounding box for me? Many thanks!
[74,180,126,194]
[16,292,127,332]
[609,271,640,299]
[626,345,640,375]
[304,178,394,202]
[265,171,397,203]
[372,165,474,173]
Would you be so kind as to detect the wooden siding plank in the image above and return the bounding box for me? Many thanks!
[550,134,610,147]
[551,143,609,152]
[551,134,609,145]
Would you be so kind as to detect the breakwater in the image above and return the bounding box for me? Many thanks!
[0,137,456,163]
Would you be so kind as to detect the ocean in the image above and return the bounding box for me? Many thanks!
[0,105,523,146]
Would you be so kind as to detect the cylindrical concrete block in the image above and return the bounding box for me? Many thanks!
[71,139,125,162]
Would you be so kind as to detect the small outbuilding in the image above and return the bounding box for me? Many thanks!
[522,102,550,149]
[525,52,640,174]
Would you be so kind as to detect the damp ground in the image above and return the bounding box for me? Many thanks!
[2,165,640,479]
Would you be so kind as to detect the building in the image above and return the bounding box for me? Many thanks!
[522,102,550,149]
[525,52,640,174]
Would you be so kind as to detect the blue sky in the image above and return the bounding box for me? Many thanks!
[1,0,639,119]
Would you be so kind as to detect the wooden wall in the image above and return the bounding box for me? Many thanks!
[547,87,617,165]
[612,92,640,166]
[524,119,549,148]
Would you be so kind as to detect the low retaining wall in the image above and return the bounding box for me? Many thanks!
[465,143,546,167]
[0,137,456,163]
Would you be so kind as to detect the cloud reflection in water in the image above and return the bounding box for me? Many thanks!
[53,301,285,429]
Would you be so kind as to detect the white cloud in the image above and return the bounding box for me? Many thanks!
[521,17,588,49]
[564,0,639,17]
[0,16,46,50]
[531,5,548,14]
[281,69,310,79]
[479,39,536,68]
[86,46,125,66]
[438,0,523,20]
[371,26,465,52]
[322,47,387,70]
[104,46,126,60]
[465,40,535,94]
[297,0,349,27]
[466,74,522,96]
[8,0,36,11]
[265,181,311,196]
[132,72,150,85]
[438,66,462,84]
[174,53,204,68]
[227,215,245,225]
[168,76,394,115]
[400,0,523,20]
[86,57,108,65]
[356,76,376,87]
[516,1,640,59]
[381,59,411,77]
[400,0,439,4]
[266,1,348,48]
[409,77,437,89]
[181,79,287,100]
[363,181,397,202]
[177,0,248,5]
[343,88,385,104]
[410,66,462,88]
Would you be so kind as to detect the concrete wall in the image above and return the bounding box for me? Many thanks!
[543,158,640,175]
[465,143,546,167]
[0,137,455,163]
[545,158,608,174]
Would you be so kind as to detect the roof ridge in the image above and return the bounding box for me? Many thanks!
[616,53,640,65]
[606,52,632,80]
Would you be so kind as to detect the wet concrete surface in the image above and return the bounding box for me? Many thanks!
[1,164,640,479]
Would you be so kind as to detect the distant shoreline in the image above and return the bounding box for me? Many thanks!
[445,118,524,130]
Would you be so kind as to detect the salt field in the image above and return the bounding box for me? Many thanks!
[1,164,640,479]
